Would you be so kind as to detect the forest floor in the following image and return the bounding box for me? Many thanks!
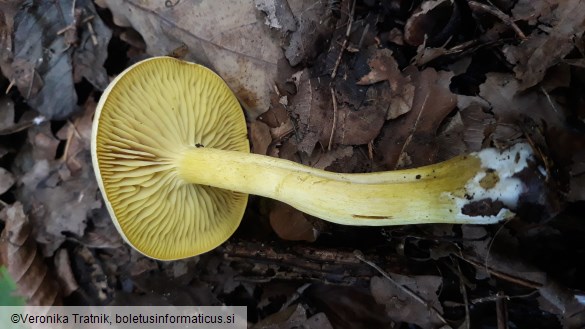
[0,1,584,328]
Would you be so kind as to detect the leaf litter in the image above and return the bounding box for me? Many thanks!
[0,0,584,328]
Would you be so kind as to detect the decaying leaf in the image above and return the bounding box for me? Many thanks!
[0,202,62,305]
[504,0,585,89]
[250,120,273,155]
[255,0,296,32]
[371,275,444,329]
[269,202,318,242]
[290,69,385,155]
[282,0,335,66]
[13,104,101,256]
[461,226,547,283]
[252,304,333,329]
[376,67,457,169]
[309,146,354,170]
[0,167,14,195]
[54,248,79,296]
[97,0,284,118]
[479,73,565,130]
[404,0,455,47]
[357,48,415,120]
[10,0,110,119]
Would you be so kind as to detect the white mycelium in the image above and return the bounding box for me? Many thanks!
[449,143,534,224]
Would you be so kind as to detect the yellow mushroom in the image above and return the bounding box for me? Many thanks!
[91,56,539,260]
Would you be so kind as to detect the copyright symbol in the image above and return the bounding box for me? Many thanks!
[11,314,19,323]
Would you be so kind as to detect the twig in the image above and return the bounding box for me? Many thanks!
[471,291,538,304]
[328,87,338,151]
[456,254,543,289]
[330,0,356,79]
[467,1,526,40]
[354,250,450,327]
[454,257,471,329]
[496,291,509,329]
[83,15,98,46]
[5,79,14,94]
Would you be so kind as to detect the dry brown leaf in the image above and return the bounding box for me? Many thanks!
[404,0,454,47]
[511,0,555,25]
[309,146,354,170]
[283,0,335,66]
[269,202,318,242]
[461,226,547,283]
[9,0,110,119]
[252,303,333,329]
[54,248,78,296]
[255,0,296,32]
[270,121,294,140]
[250,120,273,155]
[76,246,112,302]
[14,118,101,256]
[305,285,393,328]
[56,98,96,174]
[357,48,414,119]
[98,0,287,118]
[0,202,62,305]
[0,167,15,195]
[504,0,585,89]
[478,72,565,130]
[377,67,457,169]
[290,70,385,155]
[371,275,444,329]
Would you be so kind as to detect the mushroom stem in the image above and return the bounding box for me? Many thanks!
[178,143,534,225]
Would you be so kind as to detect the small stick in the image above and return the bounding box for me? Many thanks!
[5,79,15,94]
[328,87,338,151]
[85,18,98,46]
[495,291,509,329]
[454,258,471,329]
[331,0,356,79]
[354,250,449,326]
[467,1,526,40]
[456,254,542,289]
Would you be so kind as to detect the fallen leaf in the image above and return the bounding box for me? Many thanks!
[11,0,111,119]
[255,0,296,32]
[309,146,354,170]
[376,67,457,169]
[0,202,62,305]
[357,48,415,119]
[290,69,385,155]
[0,167,14,195]
[511,0,555,25]
[283,0,335,66]
[250,120,273,155]
[404,0,455,47]
[478,72,565,130]
[252,303,334,329]
[461,226,547,283]
[54,248,79,296]
[305,285,393,329]
[14,122,101,256]
[371,275,444,329]
[269,202,318,242]
[504,0,585,89]
[98,0,285,118]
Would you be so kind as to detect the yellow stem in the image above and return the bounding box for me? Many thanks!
[177,147,512,225]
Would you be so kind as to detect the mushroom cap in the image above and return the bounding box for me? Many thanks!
[91,57,249,260]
